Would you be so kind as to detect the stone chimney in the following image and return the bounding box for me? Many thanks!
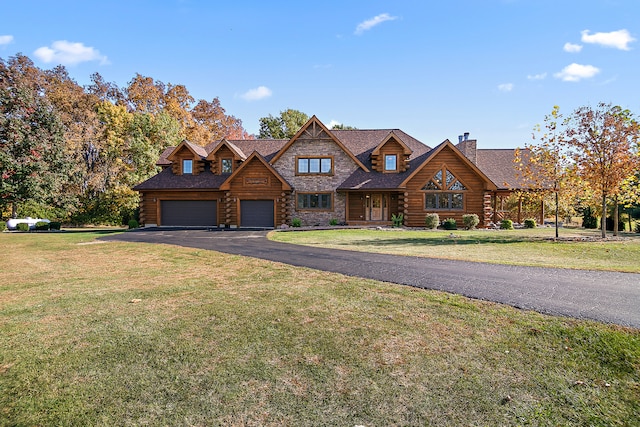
[456,132,477,164]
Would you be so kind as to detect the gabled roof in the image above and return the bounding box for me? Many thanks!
[205,138,287,162]
[331,129,431,171]
[371,131,413,156]
[205,138,247,161]
[156,147,175,166]
[166,140,207,161]
[338,150,433,190]
[270,116,370,172]
[219,151,291,191]
[400,139,497,190]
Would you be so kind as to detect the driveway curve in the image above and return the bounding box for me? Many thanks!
[102,229,640,329]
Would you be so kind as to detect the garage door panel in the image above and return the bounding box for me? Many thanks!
[161,200,217,226]
[240,200,274,228]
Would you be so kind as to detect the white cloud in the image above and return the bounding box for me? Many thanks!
[329,120,342,129]
[581,29,636,50]
[563,42,582,53]
[527,72,547,80]
[354,13,398,35]
[0,35,14,46]
[498,83,514,92]
[33,40,108,66]
[554,63,600,82]
[240,86,272,101]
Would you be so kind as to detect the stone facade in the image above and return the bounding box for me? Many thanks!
[273,137,359,226]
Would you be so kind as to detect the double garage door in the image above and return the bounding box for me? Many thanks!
[161,200,217,226]
[160,200,274,228]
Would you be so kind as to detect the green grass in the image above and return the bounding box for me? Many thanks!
[1,231,639,426]
[269,227,640,273]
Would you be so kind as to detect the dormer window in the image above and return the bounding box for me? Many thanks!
[384,154,397,172]
[182,159,193,174]
[221,158,233,174]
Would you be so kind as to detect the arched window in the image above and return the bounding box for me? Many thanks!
[422,167,467,210]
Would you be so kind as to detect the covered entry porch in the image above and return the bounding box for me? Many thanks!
[345,191,403,225]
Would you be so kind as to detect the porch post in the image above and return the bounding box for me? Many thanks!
[483,192,493,228]
[517,196,522,224]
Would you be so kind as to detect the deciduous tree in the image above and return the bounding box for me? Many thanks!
[258,109,309,139]
[0,56,74,217]
[565,102,640,237]
[516,106,576,238]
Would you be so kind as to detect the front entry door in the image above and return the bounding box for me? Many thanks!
[371,194,383,220]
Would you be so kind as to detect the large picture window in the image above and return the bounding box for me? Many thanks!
[297,193,332,210]
[297,157,333,175]
[422,166,467,210]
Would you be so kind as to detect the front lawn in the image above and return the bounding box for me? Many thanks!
[269,227,640,273]
[1,231,638,425]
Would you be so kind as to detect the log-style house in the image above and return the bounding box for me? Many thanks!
[135,116,538,228]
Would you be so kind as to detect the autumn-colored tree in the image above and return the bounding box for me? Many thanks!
[0,56,74,217]
[126,74,166,114]
[259,109,309,139]
[516,106,577,238]
[191,98,252,142]
[565,102,640,237]
[86,72,125,104]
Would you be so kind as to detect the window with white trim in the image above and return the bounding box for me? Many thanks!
[384,154,397,171]
[182,159,193,174]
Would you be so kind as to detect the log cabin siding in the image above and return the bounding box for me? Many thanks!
[138,190,222,226]
[208,145,239,175]
[224,156,290,227]
[371,139,409,173]
[170,146,205,175]
[404,145,486,227]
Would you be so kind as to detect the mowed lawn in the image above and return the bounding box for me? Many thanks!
[1,231,639,426]
[270,227,640,273]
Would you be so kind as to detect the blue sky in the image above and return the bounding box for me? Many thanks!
[1,0,638,148]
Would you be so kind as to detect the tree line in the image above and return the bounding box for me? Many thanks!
[516,104,640,238]
[1,54,251,224]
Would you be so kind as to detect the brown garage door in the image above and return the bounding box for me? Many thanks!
[161,200,217,226]
[240,200,274,228]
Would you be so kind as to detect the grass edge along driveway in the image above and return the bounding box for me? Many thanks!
[268,227,640,273]
[0,231,639,426]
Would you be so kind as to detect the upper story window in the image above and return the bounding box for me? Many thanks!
[182,159,193,174]
[297,157,333,175]
[221,158,233,174]
[384,154,397,171]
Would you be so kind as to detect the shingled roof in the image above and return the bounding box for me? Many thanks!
[134,167,228,190]
[331,129,431,170]
[476,149,525,190]
[145,126,522,192]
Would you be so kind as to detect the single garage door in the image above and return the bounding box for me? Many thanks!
[161,200,217,226]
[240,200,274,228]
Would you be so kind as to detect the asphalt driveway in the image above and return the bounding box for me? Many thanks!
[102,229,640,329]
